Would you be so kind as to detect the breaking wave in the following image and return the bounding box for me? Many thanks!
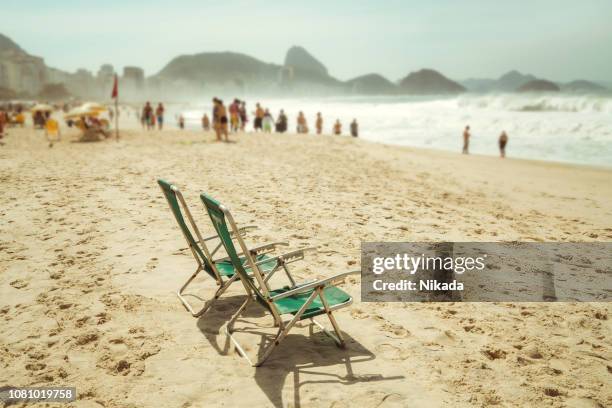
[456,93,612,114]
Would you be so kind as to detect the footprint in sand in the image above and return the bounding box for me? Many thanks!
[350,308,370,319]
[381,322,411,339]
[145,257,159,271]
[9,279,29,289]
[375,343,411,361]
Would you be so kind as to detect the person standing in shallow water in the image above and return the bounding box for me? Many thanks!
[499,131,508,158]
[316,112,323,135]
[462,125,471,154]
[350,119,358,137]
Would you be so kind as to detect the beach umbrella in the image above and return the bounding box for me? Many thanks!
[81,102,107,112]
[31,103,54,112]
[64,106,99,119]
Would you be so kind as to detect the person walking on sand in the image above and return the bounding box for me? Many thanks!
[178,115,185,130]
[276,109,287,133]
[499,131,508,158]
[212,98,221,141]
[218,99,229,142]
[156,103,165,130]
[263,109,274,133]
[202,113,210,131]
[239,101,248,131]
[333,119,342,135]
[350,119,358,137]
[0,109,6,142]
[462,125,471,154]
[297,111,308,134]
[253,103,264,132]
[229,99,240,132]
[143,102,153,131]
[316,112,323,135]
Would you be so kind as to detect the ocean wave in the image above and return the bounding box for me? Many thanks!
[456,94,612,114]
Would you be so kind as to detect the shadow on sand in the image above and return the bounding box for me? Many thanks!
[197,296,404,408]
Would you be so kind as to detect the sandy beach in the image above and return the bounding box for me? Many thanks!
[1,126,611,408]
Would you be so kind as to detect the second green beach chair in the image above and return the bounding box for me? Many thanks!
[158,179,311,317]
[200,192,358,366]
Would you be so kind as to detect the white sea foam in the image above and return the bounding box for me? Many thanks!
[177,93,612,167]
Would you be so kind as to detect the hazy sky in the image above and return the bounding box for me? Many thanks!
[3,0,611,81]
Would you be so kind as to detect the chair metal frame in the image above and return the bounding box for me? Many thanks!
[201,193,358,366]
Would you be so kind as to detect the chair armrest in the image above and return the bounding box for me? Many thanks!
[270,270,360,301]
[256,247,317,266]
[248,242,290,256]
[202,225,257,242]
[235,225,257,237]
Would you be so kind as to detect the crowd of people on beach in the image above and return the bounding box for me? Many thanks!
[0,103,26,135]
[137,98,360,142]
[462,125,509,158]
[133,99,510,158]
[1,98,509,160]
[205,98,360,141]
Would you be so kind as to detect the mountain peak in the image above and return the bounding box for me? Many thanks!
[399,69,466,94]
[284,46,328,76]
[0,33,24,53]
[499,70,535,82]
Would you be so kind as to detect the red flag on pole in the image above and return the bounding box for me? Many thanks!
[111,74,119,140]
[111,74,118,99]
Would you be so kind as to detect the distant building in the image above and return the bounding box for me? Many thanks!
[0,48,47,95]
[122,66,144,90]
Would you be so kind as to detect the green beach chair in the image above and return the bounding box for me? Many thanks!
[158,179,308,317]
[200,192,358,366]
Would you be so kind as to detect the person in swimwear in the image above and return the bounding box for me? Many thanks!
[276,109,287,133]
[212,98,221,141]
[315,112,323,135]
[239,101,248,131]
[229,99,240,132]
[155,103,165,130]
[263,109,274,133]
[253,103,264,132]
[499,130,508,158]
[297,111,308,134]
[350,119,358,137]
[333,119,342,135]
[462,125,470,154]
[202,113,210,131]
[217,99,229,142]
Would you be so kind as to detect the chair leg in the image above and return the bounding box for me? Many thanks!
[313,287,346,348]
[227,290,320,366]
[177,267,237,317]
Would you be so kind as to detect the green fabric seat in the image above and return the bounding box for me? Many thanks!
[214,254,277,277]
[271,285,351,319]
